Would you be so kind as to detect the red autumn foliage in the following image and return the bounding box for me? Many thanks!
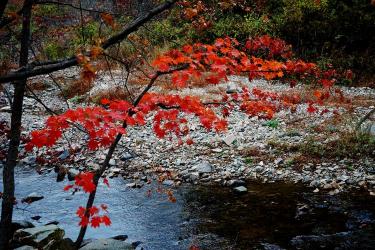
[27,36,350,229]
[64,172,96,193]
[76,205,111,228]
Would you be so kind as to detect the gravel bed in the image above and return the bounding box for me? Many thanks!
[1,72,374,195]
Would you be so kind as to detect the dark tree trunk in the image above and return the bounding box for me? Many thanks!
[0,0,32,248]
[0,0,8,20]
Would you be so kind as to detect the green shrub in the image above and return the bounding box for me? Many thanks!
[210,14,275,40]
[44,42,66,60]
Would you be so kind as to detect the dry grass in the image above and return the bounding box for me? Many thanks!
[62,79,93,99]
[268,131,375,160]
[27,80,49,91]
[89,87,134,104]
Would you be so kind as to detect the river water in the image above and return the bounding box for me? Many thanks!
[2,168,375,249]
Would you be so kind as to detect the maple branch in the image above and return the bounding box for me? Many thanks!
[74,64,186,246]
[0,0,177,85]
[101,0,176,49]
[25,85,58,115]
[133,65,189,106]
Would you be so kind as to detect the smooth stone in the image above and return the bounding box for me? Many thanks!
[226,82,239,94]
[125,182,143,189]
[223,134,237,146]
[274,158,283,165]
[22,193,44,204]
[227,179,246,187]
[194,162,213,173]
[255,166,263,173]
[162,180,174,186]
[79,239,134,250]
[111,235,128,241]
[0,106,11,112]
[13,225,65,249]
[14,246,37,250]
[12,220,35,236]
[190,172,200,181]
[233,186,248,193]
[111,168,122,174]
[58,150,70,160]
[120,153,134,161]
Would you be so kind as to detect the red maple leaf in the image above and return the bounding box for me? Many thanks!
[89,206,99,216]
[101,215,111,226]
[79,216,89,227]
[76,206,86,218]
[103,178,110,188]
[90,216,101,228]
[64,184,74,191]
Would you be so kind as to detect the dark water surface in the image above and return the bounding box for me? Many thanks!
[2,168,375,249]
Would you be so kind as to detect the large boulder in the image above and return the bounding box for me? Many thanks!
[13,224,72,250]
[79,239,134,250]
[12,220,34,233]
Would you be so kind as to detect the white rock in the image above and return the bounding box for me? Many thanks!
[223,134,237,146]
[233,186,247,193]
[193,162,213,173]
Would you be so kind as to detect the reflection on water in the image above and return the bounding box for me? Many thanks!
[2,168,375,249]
[184,182,375,249]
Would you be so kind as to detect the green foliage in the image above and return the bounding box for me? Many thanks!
[284,158,296,167]
[80,22,100,43]
[264,119,279,129]
[244,157,253,165]
[69,21,100,49]
[68,95,85,104]
[271,0,375,81]
[346,164,354,171]
[146,19,191,47]
[210,14,274,39]
[43,42,66,60]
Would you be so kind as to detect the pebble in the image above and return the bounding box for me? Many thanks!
[162,180,174,186]
[193,162,213,173]
[223,134,237,146]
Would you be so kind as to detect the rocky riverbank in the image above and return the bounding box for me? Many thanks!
[1,72,375,196]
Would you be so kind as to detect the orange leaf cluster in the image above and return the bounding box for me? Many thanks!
[100,13,116,29]
[152,36,338,88]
